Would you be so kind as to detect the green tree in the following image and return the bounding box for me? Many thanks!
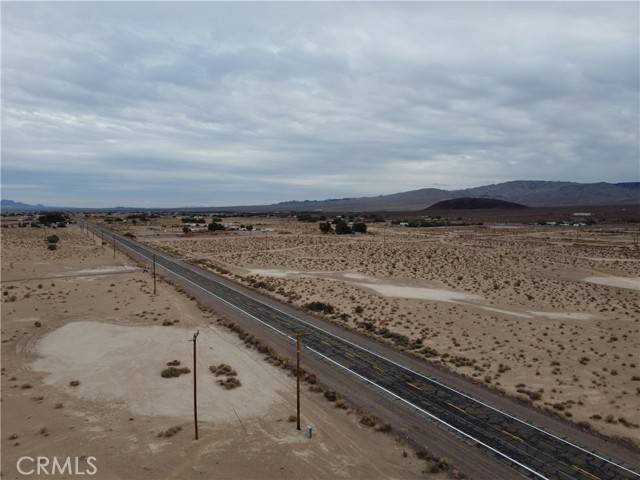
[352,222,367,233]
[208,222,225,231]
[319,222,332,234]
[38,212,67,225]
[335,220,352,235]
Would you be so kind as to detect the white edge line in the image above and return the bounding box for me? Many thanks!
[306,345,550,480]
[96,225,640,478]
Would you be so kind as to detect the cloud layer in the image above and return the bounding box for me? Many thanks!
[2,2,638,207]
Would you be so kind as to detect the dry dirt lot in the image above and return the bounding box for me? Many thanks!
[110,215,640,445]
[1,222,448,480]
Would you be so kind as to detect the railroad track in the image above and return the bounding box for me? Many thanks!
[86,222,640,480]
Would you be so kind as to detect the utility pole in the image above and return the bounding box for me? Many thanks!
[152,254,157,295]
[295,333,309,431]
[113,237,116,259]
[382,223,388,272]
[191,330,200,440]
[101,230,104,248]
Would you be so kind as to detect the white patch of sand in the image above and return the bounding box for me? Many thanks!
[479,306,534,319]
[247,268,300,278]
[342,273,371,280]
[527,311,595,321]
[67,266,139,276]
[583,276,640,290]
[355,283,482,302]
[32,321,284,422]
[246,266,599,321]
[577,257,640,263]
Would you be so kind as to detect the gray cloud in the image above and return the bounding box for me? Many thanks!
[1,2,638,207]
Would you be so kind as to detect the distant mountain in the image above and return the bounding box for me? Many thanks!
[1,199,47,212]
[216,180,639,212]
[2,180,638,213]
[427,197,527,210]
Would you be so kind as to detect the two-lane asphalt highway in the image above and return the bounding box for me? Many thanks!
[87,222,640,480]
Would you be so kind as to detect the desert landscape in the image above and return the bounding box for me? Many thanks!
[3,3,639,478]
[101,213,640,445]
[1,221,451,480]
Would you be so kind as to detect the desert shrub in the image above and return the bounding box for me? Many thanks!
[334,398,348,409]
[69,380,80,387]
[376,423,392,433]
[46,234,60,244]
[359,415,376,427]
[209,364,237,377]
[157,426,182,438]
[324,390,337,402]
[182,226,191,233]
[47,243,57,251]
[216,377,241,390]
[166,360,181,366]
[305,302,335,314]
[123,232,136,239]
[161,366,190,378]
[34,321,42,328]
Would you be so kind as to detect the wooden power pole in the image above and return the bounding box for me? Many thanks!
[113,238,116,259]
[153,254,157,295]
[191,330,200,440]
[295,333,309,431]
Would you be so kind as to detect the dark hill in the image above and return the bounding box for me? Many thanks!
[428,197,527,210]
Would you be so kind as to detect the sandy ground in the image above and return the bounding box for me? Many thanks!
[1,223,442,480]
[113,215,640,444]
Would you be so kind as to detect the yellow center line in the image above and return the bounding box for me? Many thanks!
[572,465,602,480]
[407,382,422,390]
[373,365,385,373]
[501,429,524,442]
[446,401,467,414]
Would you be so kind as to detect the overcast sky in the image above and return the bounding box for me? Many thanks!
[2,2,638,207]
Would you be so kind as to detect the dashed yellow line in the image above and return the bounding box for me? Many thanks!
[447,401,467,414]
[572,465,601,480]
[501,429,524,442]
[373,365,385,373]
[344,351,354,359]
[407,382,422,390]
